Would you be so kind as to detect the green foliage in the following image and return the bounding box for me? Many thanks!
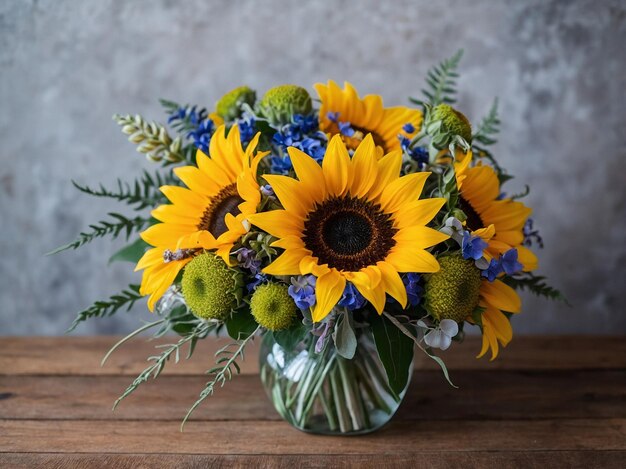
[114,321,214,411]
[370,313,415,396]
[473,99,500,146]
[225,307,259,340]
[48,213,152,254]
[504,273,569,304]
[181,327,260,429]
[71,170,177,211]
[411,50,463,107]
[108,237,150,265]
[272,321,307,350]
[66,284,142,332]
[113,113,184,163]
[332,312,357,360]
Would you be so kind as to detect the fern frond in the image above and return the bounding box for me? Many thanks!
[48,213,151,254]
[67,284,142,332]
[473,98,501,146]
[113,322,214,410]
[181,327,260,429]
[71,170,177,211]
[411,50,464,107]
[504,273,569,304]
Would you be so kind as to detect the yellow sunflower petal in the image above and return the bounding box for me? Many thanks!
[312,270,346,323]
[323,134,351,196]
[394,198,446,229]
[386,248,440,273]
[264,174,312,216]
[196,150,232,188]
[248,210,304,239]
[480,279,521,313]
[393,226,450,250]
[517,246,539,272]
[484,307,513,344]
[377,261,407,308]
[174,166,220,196]
[379,172,430,213]
[350,134,377,198]
[140,222,196,247]
[160,186,207,211]
[369,150,402,199]
[287,146,326,200]
[263,249,308,276]
[135,247,163,272]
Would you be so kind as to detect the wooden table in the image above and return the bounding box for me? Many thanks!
[0,336,624,468]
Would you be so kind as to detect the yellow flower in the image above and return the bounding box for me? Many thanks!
[475,278,521,360]
[314,80,422,155]
[456,159,537,271]
[135,125,267,310]
[248,134,449,322]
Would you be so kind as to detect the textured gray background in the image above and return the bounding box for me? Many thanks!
[1,0,625,336]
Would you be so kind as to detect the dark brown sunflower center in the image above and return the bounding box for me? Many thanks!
[198,183,243,238]
[303,196,397,271]
[458,196,483,231]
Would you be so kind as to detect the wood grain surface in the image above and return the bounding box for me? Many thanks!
[1,335,624,468]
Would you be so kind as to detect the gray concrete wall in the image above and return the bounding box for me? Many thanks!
[1,0,625,335]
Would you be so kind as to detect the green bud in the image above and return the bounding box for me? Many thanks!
[429,104,472,143]
[424,255,481,323]
[216,86,256,121]
[181,252,242,320]
[259,85,312,125]
[250,283,297,331]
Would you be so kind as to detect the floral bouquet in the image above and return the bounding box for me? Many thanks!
[53,51,563,435]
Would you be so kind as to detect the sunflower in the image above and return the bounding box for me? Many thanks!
[424,255,520,360]
[248,134,449,322]
[135,124,267,310]
[456,159,537,271]
[314,80,422,155]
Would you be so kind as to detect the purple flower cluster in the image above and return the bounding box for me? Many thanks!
[461,231,488,261]
[337,283,366,310]
[481,249,524,281]
[288,275,316,310]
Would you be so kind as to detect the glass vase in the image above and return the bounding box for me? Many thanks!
[259,329,413,435]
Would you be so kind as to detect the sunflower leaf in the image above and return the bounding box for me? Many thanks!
[370,313,414,396]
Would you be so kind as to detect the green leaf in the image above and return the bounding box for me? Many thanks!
[225,308,259,340]
[333,313,357,359]
[109,237,150,265]
[272,322,307,350]
[370,313,414,396]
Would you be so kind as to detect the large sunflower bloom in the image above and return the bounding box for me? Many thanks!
[456,159,537,271]
[136,125,266,310]
[315,80,422,155]
[248,134,449,322]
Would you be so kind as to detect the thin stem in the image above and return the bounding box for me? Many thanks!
[101,319,166,366]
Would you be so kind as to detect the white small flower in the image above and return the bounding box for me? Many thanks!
[423,319,459,351]
[440,217,464,244]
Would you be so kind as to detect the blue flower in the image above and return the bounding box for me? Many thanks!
[481,258,503,282]
[403,273,423,306]
[247,273,268,293]
[501,249,523,275]
[270,155,293,174]
[398,135,429,168]
[288,275,316,310]
[187,119,215,153]
[523,218,544,248]
[462,231,488,261]
[402,122,415,133]
[338,121,355,137]
[327,112,339,123]
[235,247,261,274]
[168,105,208,126]
[260,184,275,197]
[236,113,256,145]
[337,283,367,310]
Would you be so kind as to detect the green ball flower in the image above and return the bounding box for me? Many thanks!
[250,283,297,331]
[181,252,242,320]
[259,84,312,124]
[216,86,256,121]
[424,255,481,323]
[431,104,472,143]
